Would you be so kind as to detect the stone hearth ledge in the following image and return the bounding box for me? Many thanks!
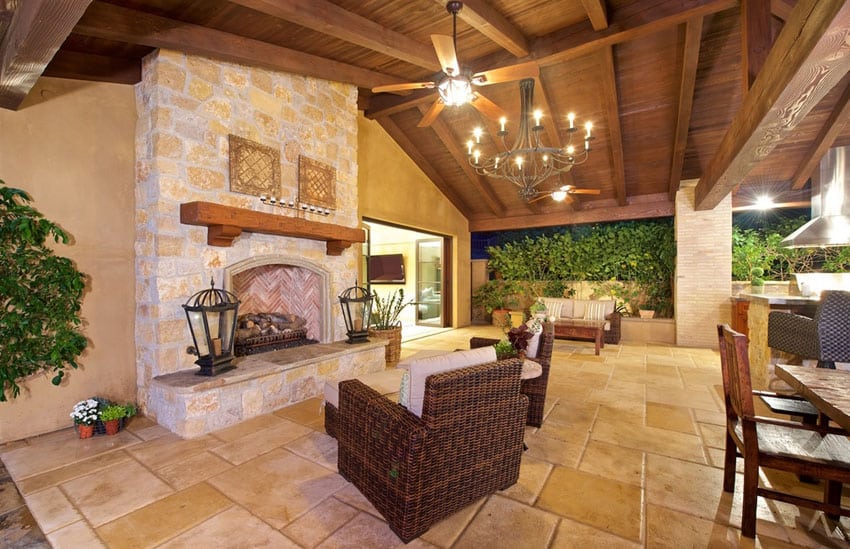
[148,339,387,438]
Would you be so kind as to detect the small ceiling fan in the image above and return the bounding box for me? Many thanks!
[528,185,601,204]
[371,1,539,127]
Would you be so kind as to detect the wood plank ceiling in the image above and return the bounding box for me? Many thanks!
[3,0,850,232]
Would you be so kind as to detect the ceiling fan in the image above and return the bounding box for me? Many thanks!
[371,1,539,127]
[528,185,602,204]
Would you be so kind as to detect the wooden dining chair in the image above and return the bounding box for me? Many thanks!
[717,324,850,538]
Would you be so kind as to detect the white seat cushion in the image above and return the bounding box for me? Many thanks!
[396,349,452,370]
[323,368,405,409]
[406,346,497,417]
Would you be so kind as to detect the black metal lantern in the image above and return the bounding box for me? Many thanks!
[183,278,240,376]
[339,284,373,344]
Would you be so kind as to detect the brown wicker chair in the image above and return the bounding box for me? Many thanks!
[470,323,554,427]
[332,359,527,543]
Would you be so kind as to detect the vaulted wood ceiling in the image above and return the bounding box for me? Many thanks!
[2,0,850,232]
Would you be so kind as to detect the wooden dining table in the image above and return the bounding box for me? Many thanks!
[775,364,850,432]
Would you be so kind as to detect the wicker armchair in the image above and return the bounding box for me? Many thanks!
[470,323,555,427]
[334,359,527,543]
[768,290,850,369]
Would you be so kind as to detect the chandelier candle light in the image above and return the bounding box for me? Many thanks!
[467,78,593,201]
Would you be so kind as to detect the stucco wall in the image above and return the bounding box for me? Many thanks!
[358,115,471,326]
[0,78,137,442]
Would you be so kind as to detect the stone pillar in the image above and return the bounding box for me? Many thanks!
[674,184,732,348]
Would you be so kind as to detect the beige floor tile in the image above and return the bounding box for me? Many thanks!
[95,482,231,548]
[419,498,484,548]
[645,402,695,435]
[317,511,435,548]
[123,415,158,433]
[23,486,81,533]
[127,434,222,470]
[274,397,325,428]
[46,520,107,549]
[550,516,641,548]
[207,448,346,529]
[644,453,725,522]
[501,455,553,505]
[694,407,726,427]
[523,430,585,467]
[285,430,338,471]
[454,494,559,548]
[282,496,360,548]
[0,475,24,514]
[331,482,382,517]
[578,440,644,487]
[592,418,707,464]
[61,459,174,527]
[210,418,312,465]
[646,384,721,413]
[159,506,300,548]
[698,421,727,449]
[16,449,132,495]
[210,413,286,442]
[537,467,642,541]
[154,450,234,490]
[645,503,742,547]
[131,424,173,441]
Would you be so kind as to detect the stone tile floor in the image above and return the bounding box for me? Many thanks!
[2,326,850,547]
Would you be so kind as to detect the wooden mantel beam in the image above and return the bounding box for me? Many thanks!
[180,202,365,255]
[695,1,850,210]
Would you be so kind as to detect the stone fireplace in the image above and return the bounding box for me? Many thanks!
[134,50,385,437]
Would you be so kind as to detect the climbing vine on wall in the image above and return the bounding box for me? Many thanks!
[0,181,87,401]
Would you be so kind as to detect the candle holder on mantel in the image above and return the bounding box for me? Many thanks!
[183,278,240,376]
[259,195,332,216]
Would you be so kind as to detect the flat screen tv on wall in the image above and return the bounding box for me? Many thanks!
[368,254,405,284]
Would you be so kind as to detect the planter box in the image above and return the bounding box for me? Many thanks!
[621,317,675,344]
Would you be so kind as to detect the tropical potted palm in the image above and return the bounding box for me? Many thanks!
[369,288,412,364]
[472,279,518,327]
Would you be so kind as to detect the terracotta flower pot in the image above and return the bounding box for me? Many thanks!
[77,424,94,439]
[104,419,120,436]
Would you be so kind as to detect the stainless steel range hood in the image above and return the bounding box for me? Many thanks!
[781,146,850,248]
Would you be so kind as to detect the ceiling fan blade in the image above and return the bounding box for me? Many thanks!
[431,34,459,75]
[417,98,446,127]
[372,81,435,94]
[569,188,601,195]
[470,92,507,121]
[472,61,539,86]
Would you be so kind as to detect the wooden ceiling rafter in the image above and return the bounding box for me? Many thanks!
[363,89,437,119]
[375,115,473,217]
[695,1,850,210]
[741,0,773,93]
[72,2,406,91]
[418,103,505,217]
[580,0,609,31]
[599,46,626,206]
[42,48,140,84]
[0,0,92,110]
[227,0,441,72]
[790,78,850,191]
[447,0,530,58]
[668,16,704,200]
[770,0,795,22]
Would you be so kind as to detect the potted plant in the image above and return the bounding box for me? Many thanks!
[99,403,136,435]
[493,339,516,360]
[70,398,99,439]
[369,288,412,364]
[472,279,518,327]
[750,267,765,294]
[529,298,547,319]
[507,324,533,359]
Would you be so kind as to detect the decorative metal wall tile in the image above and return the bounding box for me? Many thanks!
[229,134,280,196]
[298,156,336,209]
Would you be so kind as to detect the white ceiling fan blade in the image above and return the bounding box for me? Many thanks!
[431,34,459,75]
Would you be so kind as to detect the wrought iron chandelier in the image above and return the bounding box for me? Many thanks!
[467,78,593,201]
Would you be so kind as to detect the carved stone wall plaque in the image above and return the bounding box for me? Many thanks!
[229,134,280,196]
[298,156,336,209]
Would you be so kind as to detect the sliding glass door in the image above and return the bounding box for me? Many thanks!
[415,239,442,326]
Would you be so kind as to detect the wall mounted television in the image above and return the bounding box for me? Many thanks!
[368,253,405,284]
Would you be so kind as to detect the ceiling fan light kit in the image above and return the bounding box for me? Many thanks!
[467,78,595,202]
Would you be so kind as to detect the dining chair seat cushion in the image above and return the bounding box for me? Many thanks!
[406,346,497,417]
[323,368,404,409]
[759,394,819,420]
[734,421,850,467]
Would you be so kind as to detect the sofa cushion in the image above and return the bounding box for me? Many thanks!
[542,298,563,320]
[324,368,405,409]
[584,302,608,321]
[406,346,497,417]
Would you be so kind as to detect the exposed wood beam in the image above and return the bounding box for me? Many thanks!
[469,199,674,231]
[668,17,703,200]
[529,0,737,68]
[228,0,440,72]
[419,103,504,217]
[364,89,438,119]
[741,0,772,93]
[790,77,850,190]
[375,115,473,217]
[770,0,794,22]
[580,0,609,31]
[43,49,141,84]
[448,0,529,57]
[74,2,405,91]
[0,0,91,110]
[695,1,850,210]
[600,46,626,206]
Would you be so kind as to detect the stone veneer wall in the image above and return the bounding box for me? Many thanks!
[675,184,732,348]
[135,50,359,413]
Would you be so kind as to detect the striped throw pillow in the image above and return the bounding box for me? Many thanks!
[584,302,608,321]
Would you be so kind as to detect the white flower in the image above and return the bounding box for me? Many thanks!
[70,398,100,425]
